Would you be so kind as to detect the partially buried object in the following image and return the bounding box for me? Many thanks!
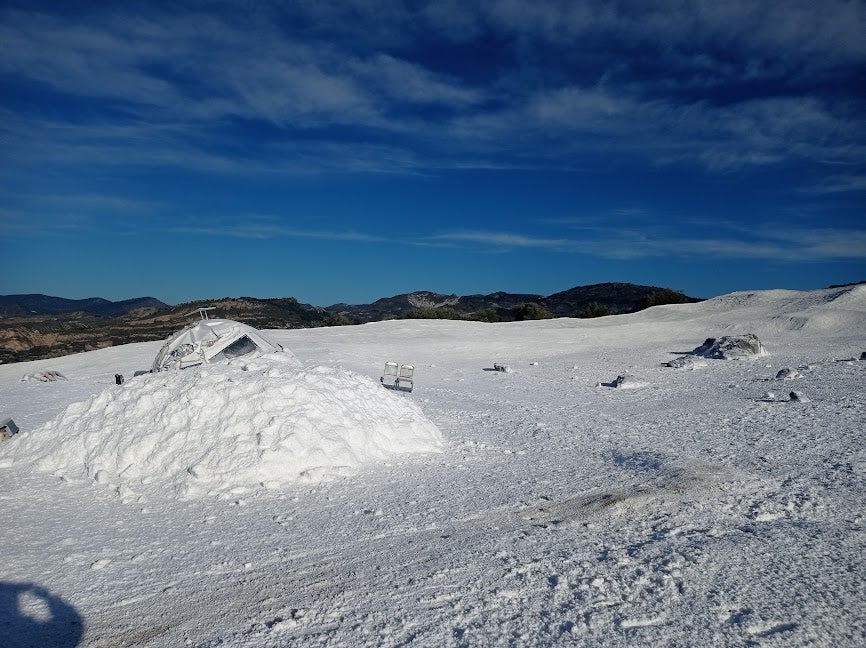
[0,416,19,441]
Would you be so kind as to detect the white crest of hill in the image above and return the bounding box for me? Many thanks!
[152,318,298,372]
[0,363,443,499]
[700,285,865,323]
[631,284,866,335]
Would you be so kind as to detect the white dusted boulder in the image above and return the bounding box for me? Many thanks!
[691,334,767,359]
[662,355,708,370]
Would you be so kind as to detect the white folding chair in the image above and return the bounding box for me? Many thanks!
[397,364,414,392]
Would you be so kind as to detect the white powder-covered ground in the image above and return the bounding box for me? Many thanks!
[1,285,864,647]
[1,362,443,500]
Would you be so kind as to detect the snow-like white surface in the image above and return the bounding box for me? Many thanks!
[1,362,442,499]
[0,285,864,647]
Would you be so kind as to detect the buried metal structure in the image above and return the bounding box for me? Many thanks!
[1,416,19,442]
[152,319,284,372]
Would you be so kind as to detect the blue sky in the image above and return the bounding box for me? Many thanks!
[2,0,864,306]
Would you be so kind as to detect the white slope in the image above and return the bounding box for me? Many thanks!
[0,285,864,647]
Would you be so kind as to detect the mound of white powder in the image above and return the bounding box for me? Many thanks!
[0,362,443,499]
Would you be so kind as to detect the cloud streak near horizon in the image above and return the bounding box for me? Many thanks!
[432,225,866,262]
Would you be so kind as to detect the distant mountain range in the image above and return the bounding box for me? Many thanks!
[0,294,168,318]
[0,283,700,363]
[324,283,701,323]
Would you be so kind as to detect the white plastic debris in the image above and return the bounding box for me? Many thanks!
[21,370,66,383]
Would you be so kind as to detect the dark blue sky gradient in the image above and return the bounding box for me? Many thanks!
[1,1,864,305]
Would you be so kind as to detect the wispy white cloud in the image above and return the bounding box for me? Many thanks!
[169,221,390,244]
[430,231,570,249]
[0,190,175,238]
[351,54,485,108]
[0,207,96,238]
[800,174,866,195]
[7,191,168,213]
[474,0,866,71]
[758,227,866,260]
[433,225,866,262]
[0,1,863,177]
